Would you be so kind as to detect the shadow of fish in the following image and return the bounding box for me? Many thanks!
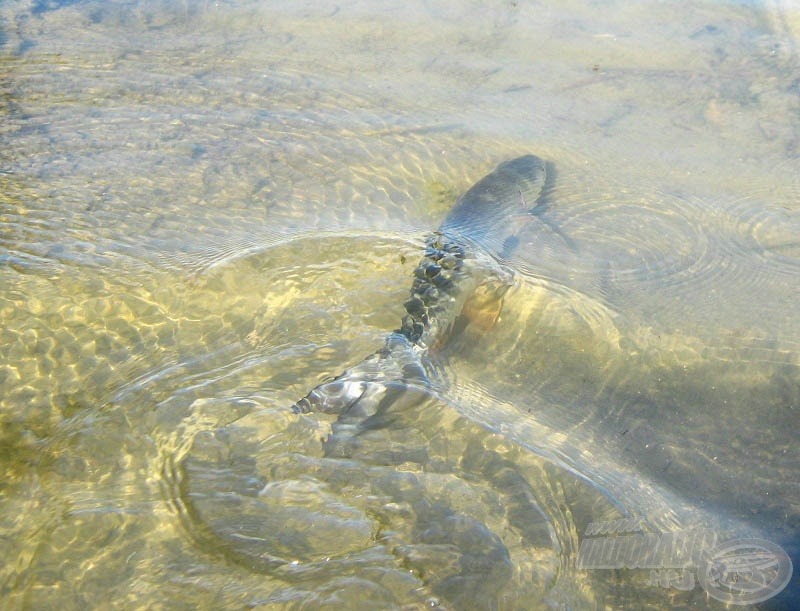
[292,156,548,435]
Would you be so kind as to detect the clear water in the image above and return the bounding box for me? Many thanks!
[1,0,799,608]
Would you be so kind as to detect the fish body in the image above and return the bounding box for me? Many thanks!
[292,155,547,418]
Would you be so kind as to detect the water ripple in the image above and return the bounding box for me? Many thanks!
[730,197,800,275]
[157,390,609,607]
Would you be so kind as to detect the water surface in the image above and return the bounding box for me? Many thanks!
[1,0,799,608]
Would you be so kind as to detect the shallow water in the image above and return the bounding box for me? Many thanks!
[1,0,799,608]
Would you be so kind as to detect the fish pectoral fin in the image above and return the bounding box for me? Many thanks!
[460,279,511,333]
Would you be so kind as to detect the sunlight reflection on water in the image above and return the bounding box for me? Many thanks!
[1,0,799,608]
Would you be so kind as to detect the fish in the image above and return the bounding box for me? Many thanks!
[291,156,548,428]
[172,156,559,604]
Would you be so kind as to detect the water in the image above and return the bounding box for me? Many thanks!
[1,0,799,608]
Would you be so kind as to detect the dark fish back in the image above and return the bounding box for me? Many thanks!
[439,155,547,249]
